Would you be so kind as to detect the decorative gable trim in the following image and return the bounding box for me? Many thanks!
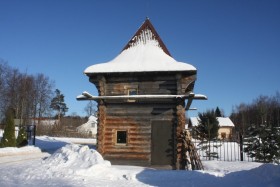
[122,18,171,56]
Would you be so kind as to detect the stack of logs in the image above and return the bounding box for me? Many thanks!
[179,129,204,170]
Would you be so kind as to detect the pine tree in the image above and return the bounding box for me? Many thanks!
[16,126,28,147]
[215,107,222,117]
[270,126,280,164]
[244,124,280,163]
[0,108,16,147]
[196,110,219,140]
[194,110,220,160]
[50,89,68,122]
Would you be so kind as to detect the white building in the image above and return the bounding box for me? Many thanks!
[76,115,97,137]
[188,117,235,139]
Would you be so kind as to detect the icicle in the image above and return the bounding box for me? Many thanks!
[126,27,163,49]
[150,30,153,40]
[143,30,146,44]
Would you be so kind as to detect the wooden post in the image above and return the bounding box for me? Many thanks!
[33,125,36,145]
[239,132,244,161]
[97,101,106,154]
[97,76,106,155]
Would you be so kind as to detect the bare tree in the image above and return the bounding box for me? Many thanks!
[32,74,54,125]
[0,60,9,120]
[0,60,55,125]
[84,101,97,117]
[5,68,21,117]
[230,92,280,135]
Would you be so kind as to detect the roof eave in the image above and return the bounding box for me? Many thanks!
[84,69,197,77]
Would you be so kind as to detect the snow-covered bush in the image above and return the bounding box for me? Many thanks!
[16,126,28,147]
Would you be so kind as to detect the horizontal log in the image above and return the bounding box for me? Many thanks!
[106,103,177,109]
[104,145,150,150]
[106,75,177,82]
[77,92,207,101]
[103,132,151,138]
[104,150,150,155]
[103,142,151,147]
[104,126,151,131]
[106,112,176,116]
[104,154,150,160]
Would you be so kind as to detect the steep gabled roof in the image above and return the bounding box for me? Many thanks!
[122,18,171,56]
[84,18,196,74]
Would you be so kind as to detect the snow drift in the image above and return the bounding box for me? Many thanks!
[43,144,111,176]
[1,138,280,187]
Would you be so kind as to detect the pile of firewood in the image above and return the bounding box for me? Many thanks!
[179,129,204,170]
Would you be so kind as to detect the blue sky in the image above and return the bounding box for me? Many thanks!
[0,0,279,117]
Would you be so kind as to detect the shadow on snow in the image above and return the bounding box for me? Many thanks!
[136,164,280,187]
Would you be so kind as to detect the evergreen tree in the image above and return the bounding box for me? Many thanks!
[16,126,28,147]
[244,124,280,163]
[215,107,222,117]
[196,110,219,140]
[50,89,68,122]
[0,108,16,147]
[194,110,220,160]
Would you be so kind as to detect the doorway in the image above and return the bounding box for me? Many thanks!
[151,120,173,165]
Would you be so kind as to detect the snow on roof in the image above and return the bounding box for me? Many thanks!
[189,117,199,127]
[189,117,235,127]
[217,117,235,127]
[84,20,196,74]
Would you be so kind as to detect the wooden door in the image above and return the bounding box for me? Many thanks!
[151,120,173,165]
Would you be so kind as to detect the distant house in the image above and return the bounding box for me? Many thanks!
[188,117,235,140]
[76,115,97,137]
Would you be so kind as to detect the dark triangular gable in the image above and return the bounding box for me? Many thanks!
[122,18,171,56]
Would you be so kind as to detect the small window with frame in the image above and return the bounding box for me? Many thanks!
[127,88,138,102]
[221,132,226,139]
[116,130,127,145]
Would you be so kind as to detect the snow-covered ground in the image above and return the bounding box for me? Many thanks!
[0,136,279,187]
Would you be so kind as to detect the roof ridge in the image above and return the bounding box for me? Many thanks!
[122,18,171,56]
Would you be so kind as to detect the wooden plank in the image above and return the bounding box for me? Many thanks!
[104,154,149,160]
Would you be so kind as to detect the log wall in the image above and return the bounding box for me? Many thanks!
[89,71,196,167]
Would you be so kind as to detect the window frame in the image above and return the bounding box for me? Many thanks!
[127,87,138,102]
[115,130,128,146]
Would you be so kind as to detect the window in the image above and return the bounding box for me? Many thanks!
[91,122,95,128]
[116,130,127,145]
[128,89,137,96]
[127,88,138,102]
[221,132,226,139]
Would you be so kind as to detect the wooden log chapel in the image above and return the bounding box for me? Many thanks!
[77,18,206,169]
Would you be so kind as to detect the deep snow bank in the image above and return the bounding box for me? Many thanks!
[43,144,111,176]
